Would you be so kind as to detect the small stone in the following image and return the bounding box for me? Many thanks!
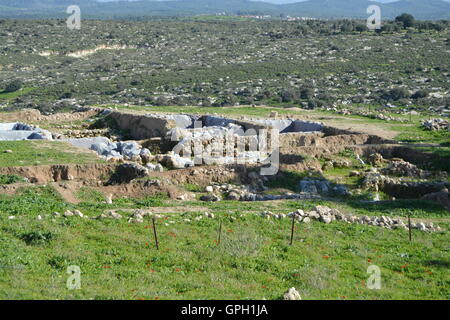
[106,211,122,219]
[105,194,113,204]
[64,210,74,217]
[320,216,332,224]
[283,287,301,300]
[416,222,427,231]
[308,211,320,219]
[200,194,221,202]
[73,210,84,218]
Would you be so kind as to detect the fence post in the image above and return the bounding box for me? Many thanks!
[290,214,295,246]
[152,218,159,250]
[217,220,222,245]
[408,212,412,243]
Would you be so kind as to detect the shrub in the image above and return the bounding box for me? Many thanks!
[384,87,410,101]
[411,90,429,99]
[3,79,22,93]
[300,87,314,100]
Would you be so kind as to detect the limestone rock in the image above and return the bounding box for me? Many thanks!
[283,287,301,300]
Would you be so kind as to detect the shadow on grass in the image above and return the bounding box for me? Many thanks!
[425,260,450,269]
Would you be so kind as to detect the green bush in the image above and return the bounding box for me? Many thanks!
[3,79,22,93]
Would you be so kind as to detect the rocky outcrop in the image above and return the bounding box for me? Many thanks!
[109,163,149,184]
[107,111,176,139]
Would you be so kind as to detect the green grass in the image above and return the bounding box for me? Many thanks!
[0,185,448,300]
[184,183,204,193]
[76,187,106,203]
[0,88,34,102]
[391,124,450,146]
[101,104,303,118]
[267,171,316,192]
[0,174,26,185]
[0,141,103,167]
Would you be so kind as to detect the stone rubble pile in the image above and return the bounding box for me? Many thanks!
[239,192,319,202]
[61,128,109,139]
[94,210,125,220]
[421,118,450,131]
[168,123,271,167]
[361,170,448,193]
[18,207,443,232]
[199,183,321,202]
[259,206,442,232]
[155,152,195,169]
[66,137,152,162]
[381,159,429,178]
[298,178,350,196]
[322,159,352,170]
[127,209,152,224]
[367,153,384,167]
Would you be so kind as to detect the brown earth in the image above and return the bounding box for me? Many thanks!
[0,163,115,184]
[0,108,99,124]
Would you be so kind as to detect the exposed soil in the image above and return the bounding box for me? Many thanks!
[0,108,99,124]
[0,163,115,184]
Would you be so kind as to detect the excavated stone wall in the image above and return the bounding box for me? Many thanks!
[349,144,446,168]
[107,111,176,139]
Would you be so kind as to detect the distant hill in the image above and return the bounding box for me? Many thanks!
[0,0,449,20]
[283,0,450,19]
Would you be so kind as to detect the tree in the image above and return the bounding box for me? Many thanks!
[355,24,368,33]
[395,13,415,29]
[411,90,429,99]
[300,87,314,100]
[3,79,22,93]
[384,87,410,101]
[280,89,296,103]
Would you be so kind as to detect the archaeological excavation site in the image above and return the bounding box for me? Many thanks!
[0,105,449,300]
[1,107,448,221]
